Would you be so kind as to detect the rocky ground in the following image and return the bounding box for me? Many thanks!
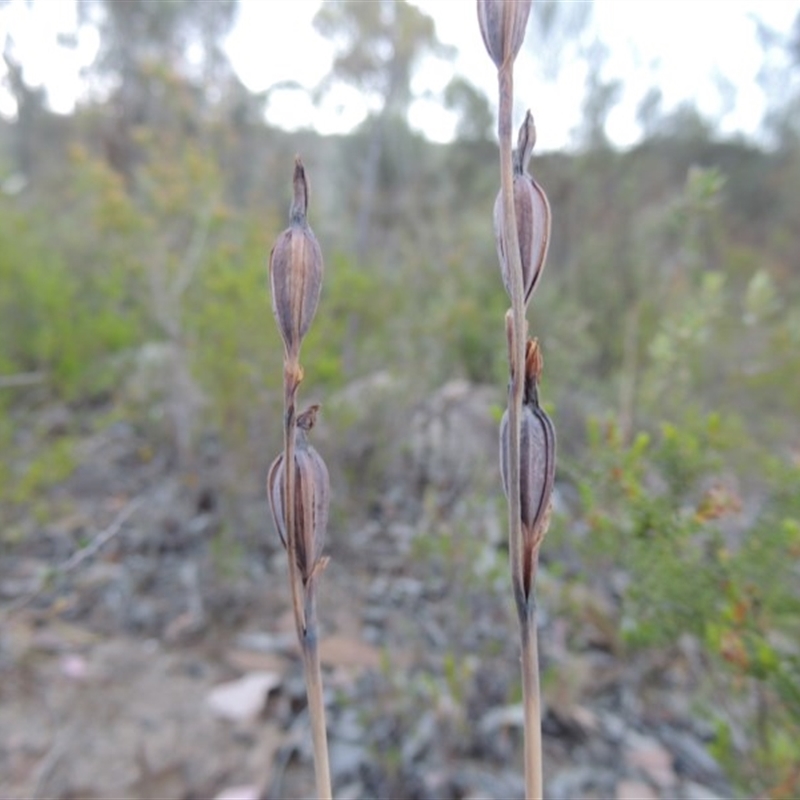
[0,384,736,800]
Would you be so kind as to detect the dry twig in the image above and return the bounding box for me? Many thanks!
[3,495,144,616]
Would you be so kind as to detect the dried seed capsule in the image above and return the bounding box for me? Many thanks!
[493,111,551,306]
[499,340,556,591]
[267,406,330,583]
[499,403,556,543]
[269,157,324,361]
[477,0,532,69]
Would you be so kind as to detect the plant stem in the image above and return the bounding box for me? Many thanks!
[302,588,333,800]
[498,60,543,800]
[520,599,543,800]
[282,363,332,798]
[283,366,305,634]
[498,68,525,594]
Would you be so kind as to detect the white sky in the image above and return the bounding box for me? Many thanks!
[1,0,799,151]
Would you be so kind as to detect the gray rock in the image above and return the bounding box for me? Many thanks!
[334,708,364,744]
[317,371,407,505]
[186,513,214,537]
[548,766,617,800]
[421,616,447,649]
[361,604,388,625]
[235,630,296,654]
[417,769,454,800]
[453,765,525,800]
[73,561,124,592]
[624,732,677,790]
[330,740,368,782]
[334,781,366,800]
[386,522,417,553]
[680,780,726,800]
[479,704,525,735]
[599,710,628,744]
[361,625,384,646]
[401,711,437,764]
[659,727,725,782]
[391,576,423,603]
[39,404,73,436]
[367,575,391,603]
[406,380,502,511]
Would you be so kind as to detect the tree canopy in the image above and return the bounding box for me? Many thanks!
[312,0,453,116]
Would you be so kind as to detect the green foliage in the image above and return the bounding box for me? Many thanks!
[441,284,507,385]
[303,252,394,388]
[2,434,77,530]
[444,77,493,143]
[186,215,282,453]
[209,522,246,581]
[0,183,143,400]
[570,413,800,797]
[411,499,507,593]
[4,30,800,798]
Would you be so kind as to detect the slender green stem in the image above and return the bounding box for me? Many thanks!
[301,589,332,800]
[498,60,543,800]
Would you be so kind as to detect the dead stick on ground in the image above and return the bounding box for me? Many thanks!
[3,495,144,616]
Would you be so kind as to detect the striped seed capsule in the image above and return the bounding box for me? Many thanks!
[493,111,551,306]
[477,0,532,69]
[267,406,330,584]
[269,157,324,361]
[499,340,556,592]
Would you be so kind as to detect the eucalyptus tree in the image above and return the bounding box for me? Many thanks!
[312,0,453,262]
[77,0,239,175]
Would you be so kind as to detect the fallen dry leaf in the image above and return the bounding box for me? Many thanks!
[206,672,281,722]
[213,785,260,800]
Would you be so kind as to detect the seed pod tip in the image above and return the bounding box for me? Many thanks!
[477,0,532,69]
[269,162,324,358]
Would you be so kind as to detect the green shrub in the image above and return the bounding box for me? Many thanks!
[570,413,800,797]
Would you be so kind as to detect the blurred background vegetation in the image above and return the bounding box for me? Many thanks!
[1,1,799,797]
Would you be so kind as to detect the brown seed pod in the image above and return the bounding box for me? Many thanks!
[499,340,556,593]
[269,157,324,361]
[267,406,330,583]
[477,0,532,69]
[493,111,551,306]
[499,403,556,544]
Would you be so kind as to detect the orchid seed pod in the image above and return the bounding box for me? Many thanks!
[493,111,551,306]
[477,0,532,69]
[267,405,330,584]
[499,339,556,592]
[269,157,324,361]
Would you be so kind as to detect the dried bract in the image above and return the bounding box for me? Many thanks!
[499,339,556,593]
[493,111,551,306]
[267,406,330,583]
[269,158,324,361]
[477,0,532,69]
